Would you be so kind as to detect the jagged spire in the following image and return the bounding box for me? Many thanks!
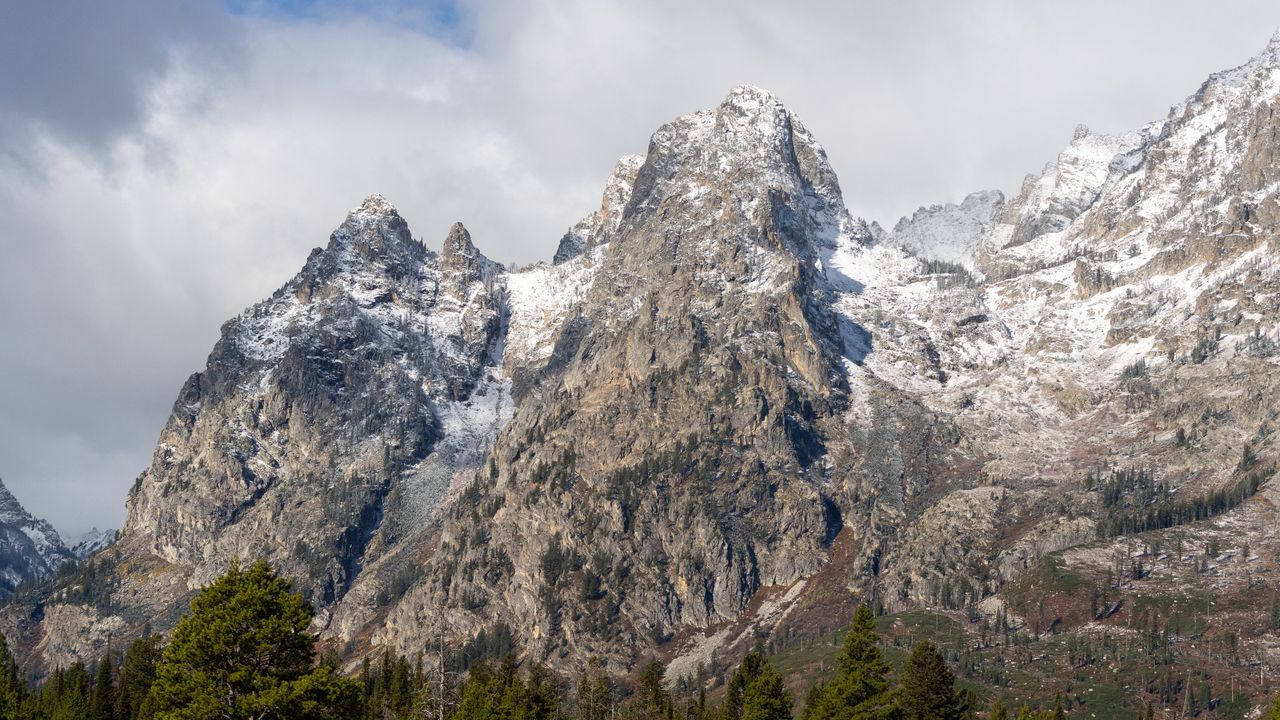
[441,222,477,266]
[327,193,420,266]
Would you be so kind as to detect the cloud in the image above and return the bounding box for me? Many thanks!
[0,0,1278,535]
[0,0,235,165]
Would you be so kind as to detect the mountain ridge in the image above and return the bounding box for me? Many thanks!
[4,39,1280,716]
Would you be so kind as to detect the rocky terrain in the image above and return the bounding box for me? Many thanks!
[5,29,1280,715]
[0,478,74,596]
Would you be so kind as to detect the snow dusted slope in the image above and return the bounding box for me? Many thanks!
[0,478,74,594]
[886,189,1003,268]
[68,528,116,559]
[18,35,1280,686]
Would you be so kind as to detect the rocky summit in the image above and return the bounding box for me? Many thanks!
[0,478,73,596]
[7,33,1280,713]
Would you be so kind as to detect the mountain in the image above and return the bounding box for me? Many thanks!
[6,33,1280,713]
[885,189,1003,268]
[68,528,116,560]
[0,478,73,595]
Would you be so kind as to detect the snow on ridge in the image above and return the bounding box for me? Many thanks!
[505,245,606,366]
[887,190,1004,267]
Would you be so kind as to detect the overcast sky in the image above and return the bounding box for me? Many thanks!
[1,0,1278,538]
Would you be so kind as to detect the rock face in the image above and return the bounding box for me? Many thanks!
[886,189,1003,268]
[122,195,507,604]
[0,478,73,595]
[377,85,915,665]
[11,36,1280,686]
[68,529,116,560]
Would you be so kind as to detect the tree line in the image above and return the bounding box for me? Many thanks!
[10,561,1280,718]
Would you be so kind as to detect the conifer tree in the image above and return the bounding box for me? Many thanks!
[801,605,897,719]
[48,662,92,720]
[0,634,21,720]
[741,662,791,720]
[91,655,116,720]
[145,559,362,719]
[575,658,612,720]
[897,642,965,720]
[989,697,1007,720]
[118,634,162,720]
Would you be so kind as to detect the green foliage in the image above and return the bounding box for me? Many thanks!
[146,559,362,719]
[448,622,515,672]
[897,642,966,720]
[741,662,791,720]
[118,634,163,720]
[450,656,560,720]
[0,634,22,720]
[803,606,898,720]
[574,658,613,720]
[91,655,115,720]
[723,653,767,720]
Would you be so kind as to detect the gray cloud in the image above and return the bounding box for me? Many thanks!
[0,0,1277,536]
[0,0,234,164]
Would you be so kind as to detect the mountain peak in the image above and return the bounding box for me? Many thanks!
[713,84,792,145]
[327,193,420,267]
[439,221,499,297]
[442,222,476,262]
[356,192,397,216]
[720,84,782,110]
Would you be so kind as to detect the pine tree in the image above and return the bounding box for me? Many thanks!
[575,658,612,720]
[0,634,21,720]
[724,653,767,720]
[525,662,561,720]
[989,697,1007,720]
[802,605,897,719]
[146,559,363,719]
[118,634,162,720]
[898,642,965,720]
[741,662,791,720]
[91,655,116,720]
[640,659,670,719]
[48,662,92,720]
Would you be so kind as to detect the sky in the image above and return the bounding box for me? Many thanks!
[1,0,1278,538]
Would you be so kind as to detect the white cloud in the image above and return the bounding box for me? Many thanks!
[0,0,1277,534]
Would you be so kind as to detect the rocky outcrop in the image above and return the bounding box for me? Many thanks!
[887,190,1003,268]
[0,478,73,595]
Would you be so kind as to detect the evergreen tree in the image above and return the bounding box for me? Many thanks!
[988,697,1007,720]
[640,659,671,719]
[525,662,561,720]
[802,606,897,720]
[575,658,612,720]
[49,662,92,720]
[724,653,767,720]
[146,559,362,719]
[91,655,116,720]
[118,634,162,720]
[741,662,791,720]
[0,634,21,720]
[897,642,965,720]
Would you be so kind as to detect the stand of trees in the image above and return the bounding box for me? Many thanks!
[11,564,1280,719]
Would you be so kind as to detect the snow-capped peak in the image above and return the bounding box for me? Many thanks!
[69,528,116,559]
[887,189,1004,267]
[0,478,73,589]
[326,193,423,270]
